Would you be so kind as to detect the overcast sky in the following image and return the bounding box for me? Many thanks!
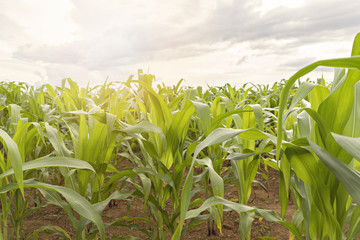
[1,0,359,87]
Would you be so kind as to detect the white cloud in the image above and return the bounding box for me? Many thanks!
[0,0,76,44]
[1,0,359,87]
[255,0,306,14]
[0,58,46,84]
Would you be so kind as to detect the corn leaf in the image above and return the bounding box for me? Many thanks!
[309,140,360,206]
[0,179,105,240]
[0,157,95,179]
[185,196,302,239]
[0,129,24,196]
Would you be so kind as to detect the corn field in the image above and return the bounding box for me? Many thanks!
[1,34,360,240]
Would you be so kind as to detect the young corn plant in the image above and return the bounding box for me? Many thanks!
[207,83,279,239]
[174,82,283,239]
[0,124,105,240]
[173,125,302,240]
[190,95,260,237]
[277,32,360,239]
[114,77,196,239]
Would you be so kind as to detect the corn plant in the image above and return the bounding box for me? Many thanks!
[114,77,196,239]
[173,125,302,239]
[2,33,360,240]
[277,33,360,239]
[0,125,105,240]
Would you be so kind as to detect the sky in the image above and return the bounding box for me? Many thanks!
[1,0,359,88]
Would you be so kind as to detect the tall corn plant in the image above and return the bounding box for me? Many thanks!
[115,76,196,239]
[277,33,360,239]
[43,79,127,238]
[45,77,120,199]
[62,112,117,201]
[117,75,258,238]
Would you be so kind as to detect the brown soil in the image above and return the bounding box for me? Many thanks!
[182,166,296,240]
[19,166,296,240]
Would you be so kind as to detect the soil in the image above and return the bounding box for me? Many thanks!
[20,166,295,240]
[182,166,296,240]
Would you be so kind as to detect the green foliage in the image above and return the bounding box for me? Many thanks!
[1,33,360,240]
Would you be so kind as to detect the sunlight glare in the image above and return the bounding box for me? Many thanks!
[3,0,77,44]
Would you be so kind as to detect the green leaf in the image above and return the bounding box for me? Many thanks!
[121,121,166,151]
[45,123,72,157]
[289,82,316,109]
[0,179,105,240]
[277,38,360,159]
[0,157,95,179]
[285,146,318,187]
[76,190,134,237]
[195,128,267,158]
[29,225,72,240]
[196,157,224,225]
[0,129,24,196]
[343,81,360,137]
[210,109,244,130]
[304,108,330,146]
[309,140,360,205]
[249,104,264,131]
[192,101,211,135]
[332,133,360,161]
[173,127,268,239]
[309,85,330,112]
[185,196,302,239]
[226,152,254,161]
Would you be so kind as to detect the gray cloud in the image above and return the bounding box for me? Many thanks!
[236,56,248,65]
[9,0,360,81]
[196,0,360,47]
[13,43,82,64]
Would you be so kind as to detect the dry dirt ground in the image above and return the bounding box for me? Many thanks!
[22,166,296,240]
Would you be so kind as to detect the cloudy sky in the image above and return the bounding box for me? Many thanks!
[1,0,359,87]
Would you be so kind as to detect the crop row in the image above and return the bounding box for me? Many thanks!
[0,33,360,240]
